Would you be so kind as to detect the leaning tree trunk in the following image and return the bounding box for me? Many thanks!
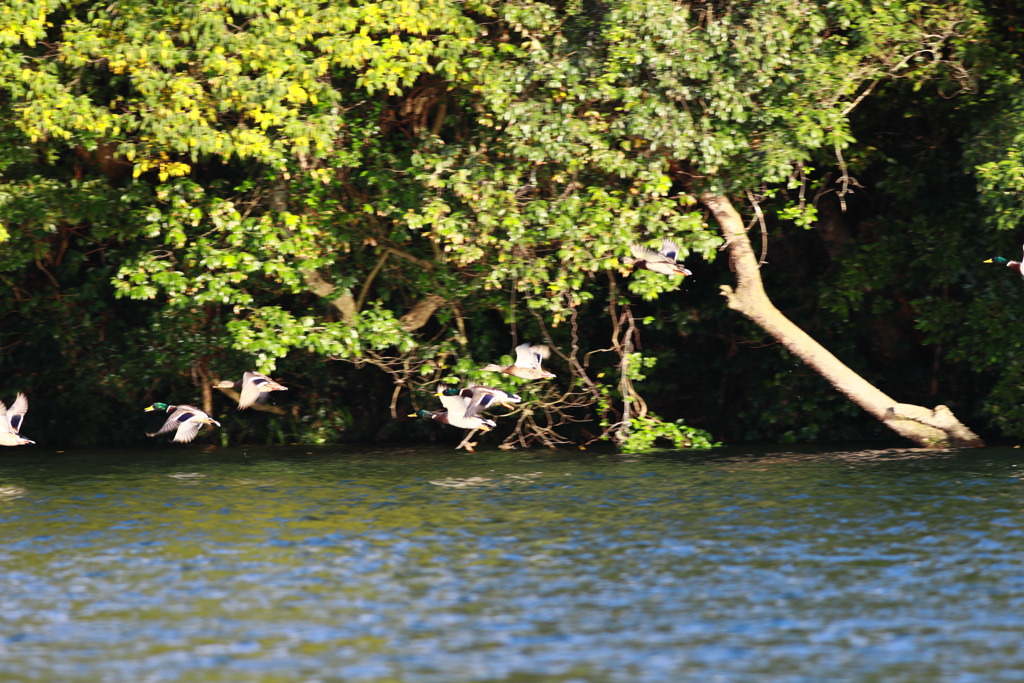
[702,193,983,448]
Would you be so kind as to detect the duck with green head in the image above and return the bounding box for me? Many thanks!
[410,408,496,431]
[410,386,498,431]
[144,402,221,443]
[410,387,501,452]
[985,243,1024,278]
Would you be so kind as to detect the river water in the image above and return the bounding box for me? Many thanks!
[1,444,1024,682]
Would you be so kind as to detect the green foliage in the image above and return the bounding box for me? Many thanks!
[622,352,657,382]
[0,0,1018,448]
[620,413,719,453]
[3,0,483,173]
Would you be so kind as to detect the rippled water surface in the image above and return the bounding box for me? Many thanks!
[2,444,1024,682]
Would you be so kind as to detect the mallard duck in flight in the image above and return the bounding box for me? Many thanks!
[411,387,500,452]
[984,243,1024,277]
[145,403,221,443]
[213,371,288,410]
[0,393,33,446]
[622,238,692,277]
[410,408,497,432]
[458,384,521,419]
[482,343,556,380]
[410,387,498,431]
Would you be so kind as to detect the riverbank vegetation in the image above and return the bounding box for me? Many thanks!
[2,0,1024,449]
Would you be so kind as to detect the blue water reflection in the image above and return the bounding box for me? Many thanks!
[0,445,1023,682]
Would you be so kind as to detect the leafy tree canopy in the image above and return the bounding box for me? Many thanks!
[1,0,1020,448]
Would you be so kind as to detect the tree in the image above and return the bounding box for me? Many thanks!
[0,0,1005,447]
[413,0,987,446]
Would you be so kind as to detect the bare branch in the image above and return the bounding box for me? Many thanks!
[841,79,878,116]
[400,294,446,331]
[356,250,391,314]
[384,246,435,271]
[746,189,769,268]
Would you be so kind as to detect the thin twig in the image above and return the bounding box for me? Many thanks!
[384,246,435,271]
[510,262,518,349]
[797,162,807,211]
[35,260,61,291]
[746,190,769,268]
[834,144,856,212]
[355,250,391,314]
[812,172,834,208]
[389,382,403,419]
[841,80,878,116]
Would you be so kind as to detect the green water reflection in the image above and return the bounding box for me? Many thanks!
[1,445,1023,682]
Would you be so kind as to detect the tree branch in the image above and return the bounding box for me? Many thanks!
[356,251,391,314]
[384,246,435,271]
[302,269,356,323]
[702,191,982,448]
[399,294,446,331]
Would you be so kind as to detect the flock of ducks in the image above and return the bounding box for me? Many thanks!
[10,240,1017,449]
[0,240,693,449]
[409,342,555,449]
[0,372,289,447]
[398,235,701,450]
[144,371,289,443]
[0,349,553,449]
